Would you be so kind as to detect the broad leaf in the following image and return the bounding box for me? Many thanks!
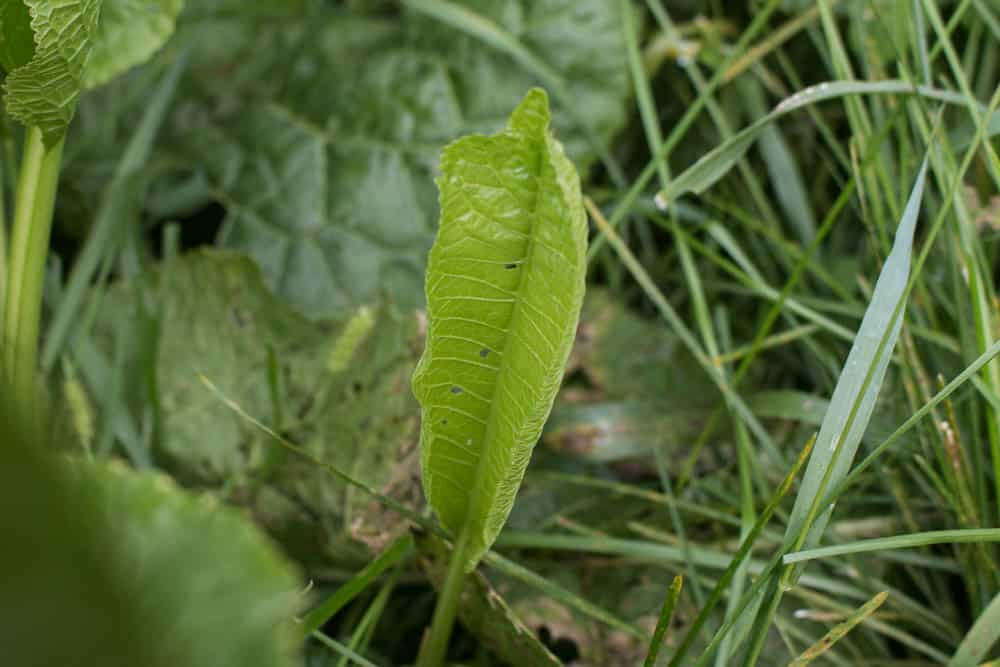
[3,0,100,144]
[84,0,184,88]
[0,426,300,667]
[91,250,421,564]
[71,0,629,314]
[413,88,588,571]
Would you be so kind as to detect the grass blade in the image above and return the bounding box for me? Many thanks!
[788,591,889,667]
[783,159,928,565]
[41,49,189,371]
[950,590,1000,666]
[644,575,683,667]
[297,534,414,642]
[784,529,1000,565]
[654,83,962,208]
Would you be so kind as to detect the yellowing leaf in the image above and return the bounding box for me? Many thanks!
[413,88,587,571]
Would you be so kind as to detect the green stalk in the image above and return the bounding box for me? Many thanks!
[2,126,64,426]
[417,525,472,667]
[0,146,8,326]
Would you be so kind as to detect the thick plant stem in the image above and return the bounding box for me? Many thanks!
[417,524,472,667]
[0,147,7,328]
[3,127,64,427]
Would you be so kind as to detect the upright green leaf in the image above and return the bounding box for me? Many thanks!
[84,0,184,88]
[783,160,928,562]
[413,88,587,571]
[3,0,100,144]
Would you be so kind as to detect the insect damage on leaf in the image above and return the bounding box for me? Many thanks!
[413,88,588,571]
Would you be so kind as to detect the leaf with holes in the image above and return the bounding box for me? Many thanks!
[413,88,587,571]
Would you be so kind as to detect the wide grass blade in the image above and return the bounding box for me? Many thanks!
[782,159,928,564]
[950,591,1000,666]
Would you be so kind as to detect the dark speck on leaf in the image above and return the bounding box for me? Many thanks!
[441,419,448,425]
[504,263,517,269]
[479,348,490,357]
[451,386,463,394]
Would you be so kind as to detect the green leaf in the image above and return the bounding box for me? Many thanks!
[782,160,928,564]
[91,250,421,564]
[0,0,35,73]
[413,88,588,571]
[0,426,300,667]
[69,0,628,315]
[83,0,184,88]
[3,0,100,143]
[950,589,1000,666]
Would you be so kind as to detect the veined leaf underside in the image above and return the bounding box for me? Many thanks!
[413,88,587,570]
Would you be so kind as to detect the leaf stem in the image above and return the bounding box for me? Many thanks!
[3,126,64,426]
[418,524,472,667]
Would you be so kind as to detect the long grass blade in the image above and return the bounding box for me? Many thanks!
[654,84,961,208]
[783,160,928,566]
[784,529,1000,564]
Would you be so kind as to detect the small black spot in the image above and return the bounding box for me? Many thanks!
[479,348,490,358]
[441,419,448,425]
[450,386,463,394]
[504,262,517,269]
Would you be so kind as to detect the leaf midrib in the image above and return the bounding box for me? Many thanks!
[463,125,548,534]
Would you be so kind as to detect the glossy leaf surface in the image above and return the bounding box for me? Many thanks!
[413,88,587,570]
